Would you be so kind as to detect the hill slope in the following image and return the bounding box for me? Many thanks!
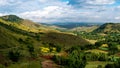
[93,23,120,33]
[41,32,89,49]
[0,15,90,67]
[0,15,89,49]
[0,15,59,33]
[0,15,23,23]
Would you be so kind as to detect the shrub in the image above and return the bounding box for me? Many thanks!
[8,48,22,62]
[97,65,102,68]
[52,50,87,68]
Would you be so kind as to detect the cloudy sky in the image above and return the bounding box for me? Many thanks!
[0,0,120,23]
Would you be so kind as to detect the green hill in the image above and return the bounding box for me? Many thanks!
[0,15,89,50]
[0,15,23,23]
[41,32,89,49]
[0,17,39,49]
[0,25,19,49]
[0,15,59,33]
[93,23,120,33]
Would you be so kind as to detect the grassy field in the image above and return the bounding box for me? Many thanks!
[7,61,42,68]
[85,61,113,68]
[85,49,108,54]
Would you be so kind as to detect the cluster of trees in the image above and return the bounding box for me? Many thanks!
[89,33,120,55]
[105,59,120,68]
[85,52,108,61]
[74,31,104,40]
[52,50,86,68]
[68,45,110,61]
[105,33,120,44]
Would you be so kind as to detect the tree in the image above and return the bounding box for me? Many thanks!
[8,48,22,62]
[108,42,118,55]
[27,44,36,57]
[52,50,87,68]
[67,50,87,68]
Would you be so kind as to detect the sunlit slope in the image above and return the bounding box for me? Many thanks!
[93,23,120,33]
[0,15,59,33]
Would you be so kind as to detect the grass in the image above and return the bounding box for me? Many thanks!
[85,49,108,54]
[85,61,113,68]
[86,39,97,44]
[41,32,89,49]
[7,61,42,68]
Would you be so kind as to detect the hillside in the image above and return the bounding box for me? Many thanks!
[0,25,20,49]
[41,32,89,49]
[70,26,99,32]
[0,15,89,50]
[93,23,120,33]
[0,15,23,23]
[0,16,40,49]
[0,15,59,33]
[0,15,90,67]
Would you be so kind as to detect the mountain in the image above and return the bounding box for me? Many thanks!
[0,15,23,23]
[70,26,99,32]
[93,23,120,33]
[43,22,103,29]
[0,15,59,33]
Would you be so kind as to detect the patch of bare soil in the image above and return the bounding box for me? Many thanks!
[41,60,60,68]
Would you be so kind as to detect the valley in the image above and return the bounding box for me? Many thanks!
[0,15,120,68]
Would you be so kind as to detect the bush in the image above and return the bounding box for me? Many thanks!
[8,48,22,62]
[0,64,5,68]
[105,59,120,68]
[97,65,102,68]
[52,50,87,68]
[105,64,115,68]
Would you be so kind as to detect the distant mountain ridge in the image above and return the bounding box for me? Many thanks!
[93,23,120,33]
[42,22,103,29]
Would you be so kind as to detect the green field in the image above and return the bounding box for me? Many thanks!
[86,61,113,68]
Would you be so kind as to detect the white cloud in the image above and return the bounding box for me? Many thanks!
[19,5,102,23]
[0,0,120,23]
[39,0,48,3]
[0,0,8,6]
[0,13,7,16]
[115,17,120,20]
[86,0,115,5]
[19,6,73,22]
[117,6,120,8]
[0,0,21,6]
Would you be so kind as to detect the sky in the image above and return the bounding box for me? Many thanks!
[0,0,120,23]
